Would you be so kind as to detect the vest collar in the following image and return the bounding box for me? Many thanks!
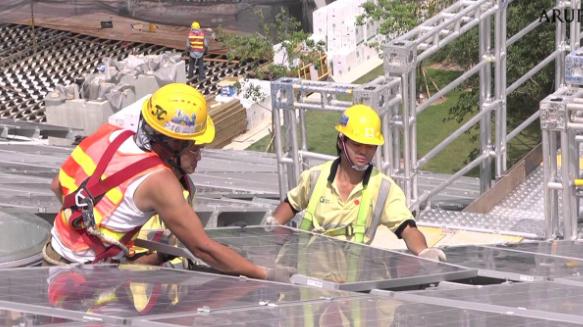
[328,157,373,187]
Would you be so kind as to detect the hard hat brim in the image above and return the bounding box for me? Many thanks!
[193,116,215,144]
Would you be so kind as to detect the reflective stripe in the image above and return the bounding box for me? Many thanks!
[300,162,332,231]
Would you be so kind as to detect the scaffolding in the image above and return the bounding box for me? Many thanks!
[272,0,582,239]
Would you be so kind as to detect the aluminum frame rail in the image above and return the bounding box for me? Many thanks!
[541,87,583,240]
[384,0,572,210]
[270,77,401,197]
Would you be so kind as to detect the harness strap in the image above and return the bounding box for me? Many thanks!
[62,130,135,209]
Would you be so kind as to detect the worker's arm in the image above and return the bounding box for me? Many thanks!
[400,225,428,255]
[50,174,63,204]
[136,169,267,279]
[270,200,296,225]
[269,170,312,225]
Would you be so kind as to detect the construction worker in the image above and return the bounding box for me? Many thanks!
[266,104,446,262]
[186,21,207,81]
[44,83,291,282]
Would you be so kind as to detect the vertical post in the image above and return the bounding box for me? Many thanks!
[570,0,581,51]
[555,0,567,89]
[542,130,555,239]
[561,128,577,239]
[479,8,493,192]
[288,108,301,185]
[271,85,287,200]
[494,0,508,177]
[409,67,419,203]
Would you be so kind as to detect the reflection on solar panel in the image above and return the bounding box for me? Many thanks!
[139,226,475,291]
[495,240,583,259]
[0,264,361,324]
[388,281,583,325]
[149,294,582,327]
[442,245,583,281]
[0,208,50,268]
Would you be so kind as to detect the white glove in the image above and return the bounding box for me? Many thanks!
[418,248,447,262]
[265,215,280,226]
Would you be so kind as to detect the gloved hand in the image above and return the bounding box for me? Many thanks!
[265,215,280,226]
[418,248,447,262]
[265,265,297,283]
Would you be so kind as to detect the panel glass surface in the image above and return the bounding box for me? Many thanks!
[149,295,581,327]
[0,265,360,322]
[443,245,583,279]
[0,308,125,326]
[148,226,475,291]
[414,281,583,318]
[0,209,50,266]
[496,240,583,259]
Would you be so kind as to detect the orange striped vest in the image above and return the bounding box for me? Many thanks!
[188,29,205,52]
[54,124,167,254]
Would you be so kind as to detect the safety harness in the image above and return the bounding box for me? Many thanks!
[61,130,163,263]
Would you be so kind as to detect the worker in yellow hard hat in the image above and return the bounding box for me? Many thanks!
[186,20,208,81]
[267,104,446,262]
[45,83,290,281]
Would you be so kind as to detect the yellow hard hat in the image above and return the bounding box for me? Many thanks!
[335,104,384,145]
[141,83,215,144]
[191,21,200,29]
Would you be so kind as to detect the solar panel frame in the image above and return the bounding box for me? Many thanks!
[137,225,476,291]
[146,293,583,327]
[491,240,583,260]
[441,245,583,281]
[380,281,583,325]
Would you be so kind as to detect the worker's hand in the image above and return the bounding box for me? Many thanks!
[265,265,296,283]
[265,215,280,226]
[263,215,280,232]
[418,248,447,262]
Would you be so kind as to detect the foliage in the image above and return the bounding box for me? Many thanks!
[216,8,325,80]
[215,29,272,62]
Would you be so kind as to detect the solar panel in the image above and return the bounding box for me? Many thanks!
[442,245,583,281]
[386,281,583,325]
[138,226,475,291]
[0,208,50,268]
[0,264,363,324]
[148,294,583,327]
[494,240,583,259]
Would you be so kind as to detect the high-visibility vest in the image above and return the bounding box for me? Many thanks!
[54,124,167,262]
[188,29,205,52]
[298,161,391,244]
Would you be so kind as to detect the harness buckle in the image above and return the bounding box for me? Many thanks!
[74,181,96,229]
[345,224,354,238]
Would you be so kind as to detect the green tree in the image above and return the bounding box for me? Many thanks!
[216,8,325,80]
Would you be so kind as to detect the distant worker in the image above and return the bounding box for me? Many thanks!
[44,83,291,282]
[266,104,446,262]
[186,21,208,81]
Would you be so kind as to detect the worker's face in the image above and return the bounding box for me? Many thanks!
[341,136,377,166]
[179,144,203,175]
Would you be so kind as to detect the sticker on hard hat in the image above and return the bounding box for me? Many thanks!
[171,110,196,126]
[339,114,349,126]
[164,122,196,134]
[363,127,375,138]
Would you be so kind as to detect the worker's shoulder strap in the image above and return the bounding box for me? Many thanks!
[364,177,391,242]
[299,163,331,231]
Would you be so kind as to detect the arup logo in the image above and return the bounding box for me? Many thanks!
[540,9,583,23]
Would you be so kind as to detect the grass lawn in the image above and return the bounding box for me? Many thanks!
[248,65,490,175]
